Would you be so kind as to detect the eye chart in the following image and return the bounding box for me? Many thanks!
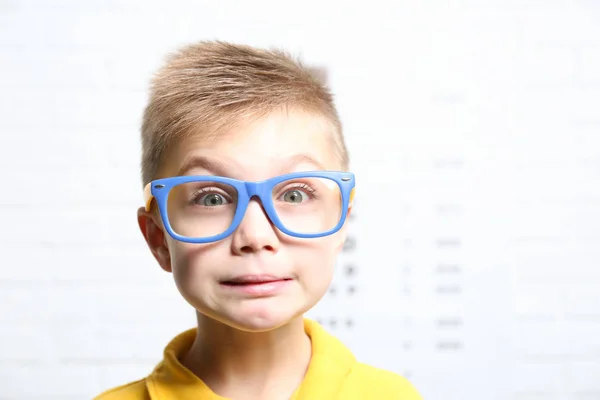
[305,24,600,398]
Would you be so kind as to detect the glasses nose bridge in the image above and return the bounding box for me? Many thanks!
[244,181,271,203]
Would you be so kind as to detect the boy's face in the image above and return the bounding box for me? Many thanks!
[138,108,349,332]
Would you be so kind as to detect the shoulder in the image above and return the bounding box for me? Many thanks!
[344,362,423,399]
[93,378,150,400]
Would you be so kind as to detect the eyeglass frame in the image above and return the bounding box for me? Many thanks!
[143,170,356,244]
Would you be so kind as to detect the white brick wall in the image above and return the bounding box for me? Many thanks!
[1,1,599,399]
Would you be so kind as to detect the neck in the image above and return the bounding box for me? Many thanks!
[181,314,312,399]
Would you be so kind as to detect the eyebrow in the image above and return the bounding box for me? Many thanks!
[281,154,327,172]
[176,155,231,177]
[176,154,327,178]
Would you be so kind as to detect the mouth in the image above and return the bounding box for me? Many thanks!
[218,275,294,296]
[220,275,293,286]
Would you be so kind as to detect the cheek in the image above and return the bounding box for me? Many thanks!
[294,236,340,286]
[168,241,219,292]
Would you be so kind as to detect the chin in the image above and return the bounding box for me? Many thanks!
[212,305,306,333]
[236,312,302,333]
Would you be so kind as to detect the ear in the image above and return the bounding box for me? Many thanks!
[137,207,172,273]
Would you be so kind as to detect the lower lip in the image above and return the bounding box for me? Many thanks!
[220,279,292,296]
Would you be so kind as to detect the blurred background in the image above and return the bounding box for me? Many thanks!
[1,1,600,399]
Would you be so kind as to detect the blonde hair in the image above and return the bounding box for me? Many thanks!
[140,40,349,186]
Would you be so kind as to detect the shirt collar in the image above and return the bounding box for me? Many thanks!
[146,319,356,399]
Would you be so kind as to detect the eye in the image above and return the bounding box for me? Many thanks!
[283,189,308,204]
[198,193,228,206]
[278,183,317,204]
[191,188,233,206]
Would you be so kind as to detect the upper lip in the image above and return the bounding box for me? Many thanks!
[221,274,292,284]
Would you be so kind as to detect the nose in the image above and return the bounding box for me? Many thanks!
[230,197,280,255]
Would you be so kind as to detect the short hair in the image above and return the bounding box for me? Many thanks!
[140,40,349,186]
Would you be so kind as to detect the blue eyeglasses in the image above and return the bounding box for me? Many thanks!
[143,171,356,243]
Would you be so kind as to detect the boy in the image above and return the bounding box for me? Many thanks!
[95,41,422,400]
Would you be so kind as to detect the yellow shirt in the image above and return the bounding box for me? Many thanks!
[94,319,422,399]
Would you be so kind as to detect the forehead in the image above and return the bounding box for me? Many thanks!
[161,108,340,179]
